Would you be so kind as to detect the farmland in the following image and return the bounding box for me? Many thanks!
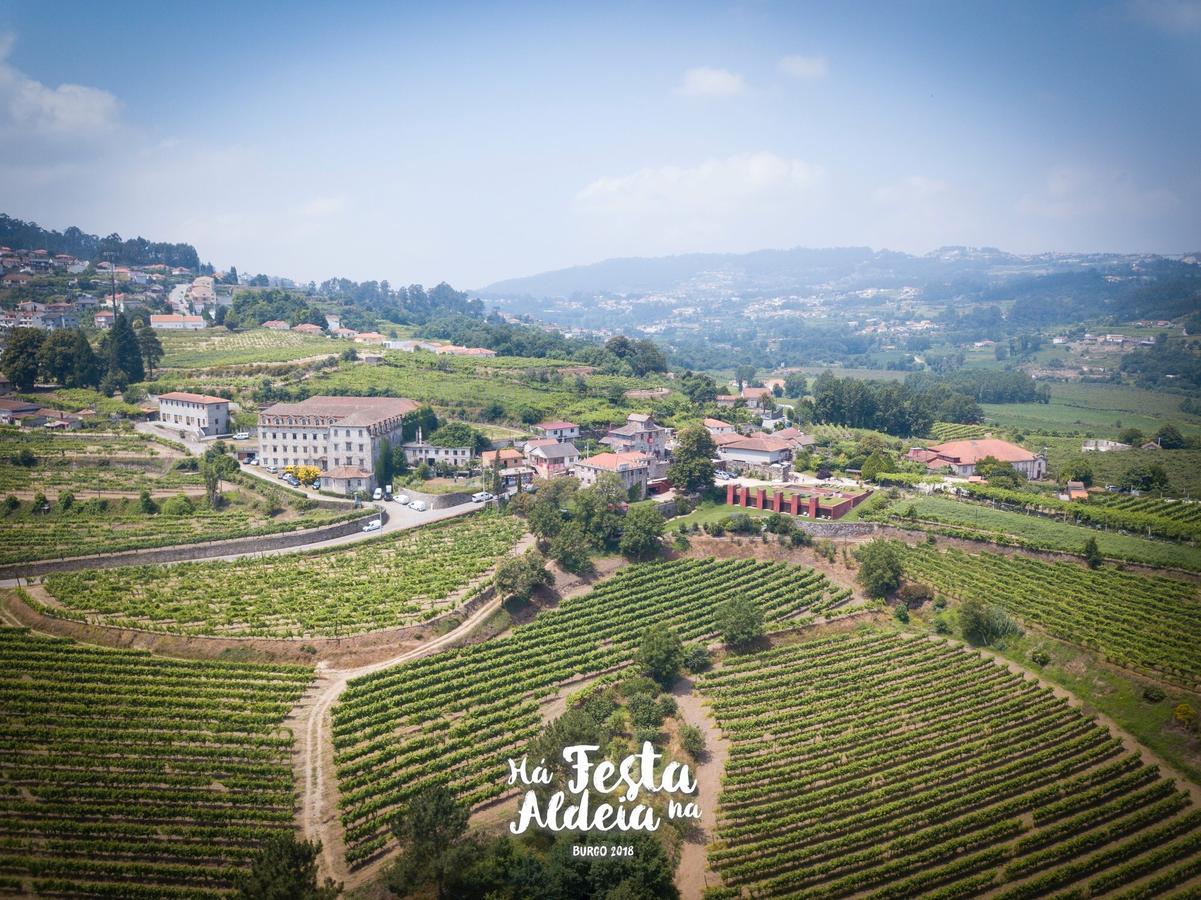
[1041,441,1201,498]
[0,626,312,898]
[867,493,1201,571]
[901,544,1201,689]
[701,630,1201,898]
[157,327,339,367]
[982,382,1201,438]
[42,513,526,637]
[331,557,851,864]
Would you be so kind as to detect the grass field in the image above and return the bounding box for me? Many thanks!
[158,327,339,367]
[701,630,1201,898]
[331,557,852,864]
[42,513,525,637]
[872,494,1201,570]
[983,382,1201,437]
[1040,441,1201,498]
[0,627,311,898]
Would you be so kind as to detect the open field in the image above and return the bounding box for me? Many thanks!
[42,513,525,637]
[701,630,1201,898]
[330,557,852,864]
[902,543,1201,689]
[1040,441,1201,498]
[869,494,1201,570]
[157,327,339,367]
[0,626,312,898]
[983,382,1201,438]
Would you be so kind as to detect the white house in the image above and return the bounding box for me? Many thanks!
[574,451,651,499]
[717,435,793,466]
[150,314,205,330]
[533,420,580,442]
[158,392,230,437]
[600,414,670,459]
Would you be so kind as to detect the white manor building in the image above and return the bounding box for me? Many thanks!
[157,392,230,437]
[257,395,417,495]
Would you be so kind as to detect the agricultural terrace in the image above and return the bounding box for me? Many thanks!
[929,421,992,441]
[902,545,1201,690]
[42,513,525,637]
[866,494,1201,571]
[157,327,338,367]
[0,627,311,898]
[331,557,850,864]
[702,631,1201,899]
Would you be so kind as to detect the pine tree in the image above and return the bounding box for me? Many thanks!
[137,325,164,376]
[106,313,145,386]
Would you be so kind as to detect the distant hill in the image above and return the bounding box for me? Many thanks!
[0,213,200,269]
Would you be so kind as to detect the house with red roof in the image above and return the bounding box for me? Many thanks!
[907,437,1047,479]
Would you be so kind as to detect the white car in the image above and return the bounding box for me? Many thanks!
[395,494,410,505]
[233,432,250,440]
[361,519,382,532]
[408,500,428,512]
[372,488,383,501]
[471,491,494,503]
[266,465,277,473]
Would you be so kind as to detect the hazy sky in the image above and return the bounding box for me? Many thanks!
[1,0,1199,288]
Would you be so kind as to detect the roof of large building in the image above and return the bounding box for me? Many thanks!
[259,396,417,426]
[158,391,229,405]
[721,436,793,453]
[0,398,41,412]
[703,417,733,429]
[926,438,1037,465]
[530,442,580,460]
[536,421,578,430]
[481,448,525,464]
[323,466,373,479]
[576,451,651,471]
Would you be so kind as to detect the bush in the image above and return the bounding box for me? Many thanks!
[656,695,678,720]
[1142,685,1166,703]
[679,723,706,759]
[932,615,952,635]
[894,605,910,624]
[160,494,195,516]
[1172,702,1196,731]
[1030,649,1051,667]
[682,644,710,673]
[960,596,1022,647]
[627,694,663,729]
[635,625,683,687]
[58,491,75,512]
[897,581,932,609]
[715,596,764,650]
[633,726,661,747]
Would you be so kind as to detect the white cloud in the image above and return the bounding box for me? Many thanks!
[778,54,828,80]
[1018,166,1180,220]
[0,33,121,142]
[675,66,746,98]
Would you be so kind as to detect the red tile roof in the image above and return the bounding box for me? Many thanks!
[158,391,228,405]
[926,438,1036,465]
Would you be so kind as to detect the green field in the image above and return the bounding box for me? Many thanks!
[983,382,1201,438]
[331,557,852,864]
[701,630,1201,898]
[1040,441,1201,498]
[872,494,1201,570]
[157,327,339,367]
[0,627,311,898]
[902,544,1201,689]
[42,513,525,637]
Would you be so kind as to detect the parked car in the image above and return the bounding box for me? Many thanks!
[250,458,259,466]
[395,494,410,505]
[408,500,428,512]
[266,465,277,473]
[372,488,383,501]
[361,519,382,532]
[233,432,250,440]
[471,491,494,503]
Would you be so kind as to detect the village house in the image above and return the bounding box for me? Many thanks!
[158,392,231,437]
[401,438,473,469]
[771,427,817,451]
[257,395,417,495]
[740,386,773,410]
[600,413,670,459]
[703,417,736,435]
[354,332,387,344]
[714,394,740,408]
[93,310,115,329]
[906,437,1047,479]
[0,398,42,425]
[718,435,794,467]
[263,320,291,331]
[150,314,205,330]
[481,447,525,468]
[574,451,651,499]
[292,323,325,336]
[533,420,580,442]
[1082,439,1131,453]
[527,442,580,479]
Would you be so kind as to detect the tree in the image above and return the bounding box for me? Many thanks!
[233,833,340,900]
[715,596,764,650]
[1117,427,1144,447]
[548,520,592,574]
[667,425,717,494]
[137,325,164,376]
[1120,463,1170,493]
[1154,423,1185,450]
[619,503,665,561]
[106,312,145,386]
[679,723,706,759]
[389,784,469,900]
[1082,536,1103,569]
[854,540,903,598]
[574,472,626,550]
[860,450,895,482]
[1059,460,1093,487]
[679,370,717,405]
[493,548,552,602]
[635,624,683,687]
[1,327,44,391]
[734,365,757,390]
[199,444,239,505]
[69,330,100,388]
[36,328,80,385]
[960,596,1021,647]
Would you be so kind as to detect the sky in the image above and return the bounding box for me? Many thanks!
[0,0,1199,288]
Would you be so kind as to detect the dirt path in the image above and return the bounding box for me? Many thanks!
[673,675,729,900]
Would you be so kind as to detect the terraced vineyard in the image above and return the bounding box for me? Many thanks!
[331,557,851,864]
[0,627,312,898]
[42,513,526,637]
[157,327,338,367]
[929,421,991,441]
[902,544,1201,689]
[702,631,1201,899]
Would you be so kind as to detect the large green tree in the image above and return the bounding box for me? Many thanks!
[619,503,665,561]
[36,329,80,386]
[69,330,100,388]
[1,327,45,391]
[667,425,717,494]
[233,833,340,900]
[635,623,683,687]
[493,548,552,602]
[854,540,904,598]
[106,312,145,386]
[715,596,765,650]
[388,784,470,900]
[137,324,164,376]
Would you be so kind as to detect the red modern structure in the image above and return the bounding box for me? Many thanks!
[724,483,872,520]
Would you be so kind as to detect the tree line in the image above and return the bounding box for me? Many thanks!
[0,315,162,393]
[0,213,200,269]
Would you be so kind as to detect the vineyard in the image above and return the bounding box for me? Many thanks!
[901,544,1201,689]
[701,630,1201,899]
[157,327,338,367]
[331,557,851,864]
[42,513,526,637]
[0,627,312,898]
[929,421,992,441]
